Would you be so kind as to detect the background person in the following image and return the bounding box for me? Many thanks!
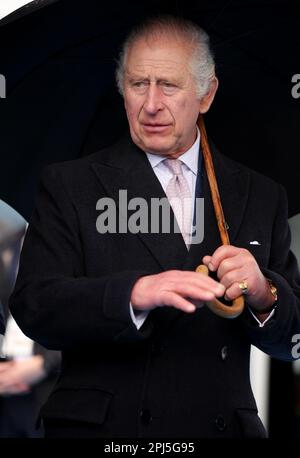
[0,199,61,437]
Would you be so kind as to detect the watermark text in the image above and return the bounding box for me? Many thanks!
[291,74,300,99]
[96,190,205,244]
[0,74,6,98]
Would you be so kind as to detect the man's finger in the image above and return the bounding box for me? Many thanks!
[160,291,196,313]
[165,271,226,296]
[178,276,225,297]
[224,282,248,301]
[207,245,242,272]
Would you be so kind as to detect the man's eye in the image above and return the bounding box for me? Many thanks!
[132,81,147,87]
[162,83,177,94]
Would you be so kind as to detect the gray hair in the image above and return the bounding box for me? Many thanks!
[115,15,216,99]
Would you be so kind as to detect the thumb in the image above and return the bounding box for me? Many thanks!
[202,255,212,266]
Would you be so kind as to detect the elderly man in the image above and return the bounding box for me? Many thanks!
[10,15,300,438]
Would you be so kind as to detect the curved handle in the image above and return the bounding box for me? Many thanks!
[196,265,245,319]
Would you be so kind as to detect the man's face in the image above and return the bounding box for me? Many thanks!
[123,36,217,158]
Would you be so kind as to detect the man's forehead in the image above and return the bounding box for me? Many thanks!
[127,36,191,59]
[127,58,186,74]
[126,43,191,75]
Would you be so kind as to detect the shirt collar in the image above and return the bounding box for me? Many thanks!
[145,127,200,176]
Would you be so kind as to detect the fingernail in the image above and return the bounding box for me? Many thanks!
[216,285,225,295]
[208,263,214,271]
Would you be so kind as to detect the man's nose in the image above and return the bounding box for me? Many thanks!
[143,85,164,114]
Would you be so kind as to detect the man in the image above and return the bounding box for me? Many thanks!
[9,16,300,438]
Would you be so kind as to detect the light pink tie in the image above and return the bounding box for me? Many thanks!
[164,158,192,246]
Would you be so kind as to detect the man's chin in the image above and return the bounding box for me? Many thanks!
[139,138,175,155]
[144,146,173,155]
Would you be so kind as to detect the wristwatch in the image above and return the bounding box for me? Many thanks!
[267,278,278,302]
[255,278,278,314]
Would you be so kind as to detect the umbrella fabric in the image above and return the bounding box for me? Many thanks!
[0,0,299,219]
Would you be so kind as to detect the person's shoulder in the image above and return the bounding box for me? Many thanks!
[213,144,282,192]
[48,139,122,173]
[41,135,132,182]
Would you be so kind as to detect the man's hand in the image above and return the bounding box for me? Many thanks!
[0,355,46,396]
[131,270,225,313]
[202,245,275,313]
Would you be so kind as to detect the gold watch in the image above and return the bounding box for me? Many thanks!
[267,278,278,302]
[254,278,278,314]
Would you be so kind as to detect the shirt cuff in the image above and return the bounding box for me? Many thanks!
[129,303,149,330]
[248,306,276,327]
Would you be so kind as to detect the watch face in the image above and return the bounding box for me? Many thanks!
[271,287,278,301]
[268,280,278,301]
[267,278,277,301]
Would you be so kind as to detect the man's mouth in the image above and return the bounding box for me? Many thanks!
[141,123,171,133]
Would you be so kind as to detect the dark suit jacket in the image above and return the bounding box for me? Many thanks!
[9,135,300,438]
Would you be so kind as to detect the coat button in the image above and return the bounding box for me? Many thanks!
[140,409,152,425]
[215,415,226,431]
[221,346,228,361]
[151,342,165,356]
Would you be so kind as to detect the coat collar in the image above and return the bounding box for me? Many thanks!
[90,134,250,272]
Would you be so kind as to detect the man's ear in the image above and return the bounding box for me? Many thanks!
[199,77,219,113]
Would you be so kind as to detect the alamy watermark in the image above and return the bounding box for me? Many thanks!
[291,74,300,99]
[292,334,300,359]
[0,74,6,98]
[96,190,205,244]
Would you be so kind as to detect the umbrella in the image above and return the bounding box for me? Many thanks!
[0,0,299,219]
[0,0,299,437]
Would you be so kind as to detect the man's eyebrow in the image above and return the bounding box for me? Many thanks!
[126,74,183,84]
[157,77,182,84]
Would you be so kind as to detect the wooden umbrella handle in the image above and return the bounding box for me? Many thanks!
[196,115,244,319]
[196,265,244,319]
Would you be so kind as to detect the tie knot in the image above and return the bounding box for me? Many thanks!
[164,158,183,176]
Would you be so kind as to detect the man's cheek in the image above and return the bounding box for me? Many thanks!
[125,108,138,129]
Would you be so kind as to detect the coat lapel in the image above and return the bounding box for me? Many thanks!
[184,144,251,271]
[91,136,188,271]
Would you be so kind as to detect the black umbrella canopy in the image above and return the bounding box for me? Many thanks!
[0,0,299,219]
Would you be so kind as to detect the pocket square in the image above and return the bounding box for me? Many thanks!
[249,240,261,245]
